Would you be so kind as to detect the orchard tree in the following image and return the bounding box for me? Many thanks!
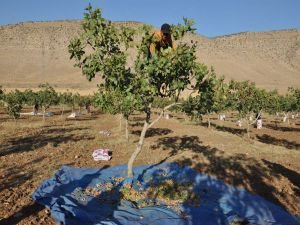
[78,95,93,113]
[94,88,141,140]
[288,87,300,113]
[23,89,40,114]
[3,90,24,121]
[227,80,261,136]
[279,87,299,124]
[69,4,210,177]
[227,80,255,119]
[37,83,59,120]
[71,92,81,112]
[182,68,227,127]
[59,91,73,116]
[264,90,281,115]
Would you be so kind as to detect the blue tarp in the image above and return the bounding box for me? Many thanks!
[32,163,300,225]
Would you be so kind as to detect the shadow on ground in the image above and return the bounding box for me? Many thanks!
[0,202,45,225]
[265,124,300,132]
[256,134,300,150]
[131,128,173,138]
[151,135,300,216]
[0,126,95,157]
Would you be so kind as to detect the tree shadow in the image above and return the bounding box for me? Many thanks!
[264,124,300,132]
[152,135,300,216]
[42,123,72,128]
[0,156,45,192]
[213,123,247,136]
[0,127,94,157]
[5,161,299,224]
[129,116,144,122]
[170,114,186,121]
[0,165,116,225]
[0,156,73,224]
[129,121,144,127]
[256,134,300,150]
[0,202,45,225]
[262,159,300,196]
[67,116,98,121]
[131,128,173,138]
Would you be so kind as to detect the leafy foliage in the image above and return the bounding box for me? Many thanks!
[171,18,196,40]
[94,88,141,119]
[183,66,227,120]
[226,80,259,119]
[3,90,24,119]
[68,4,201,177]
[67,4,300,177]
[23,89,39,107]
[37,83,59,112]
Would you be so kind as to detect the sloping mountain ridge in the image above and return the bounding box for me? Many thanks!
[0,20,299,93]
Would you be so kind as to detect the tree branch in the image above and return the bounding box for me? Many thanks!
[249,109,263,126]
[148,102,181,129]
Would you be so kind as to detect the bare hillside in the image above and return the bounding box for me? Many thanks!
[0,21,299,93]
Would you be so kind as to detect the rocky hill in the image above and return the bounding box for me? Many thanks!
[0,21,299,93]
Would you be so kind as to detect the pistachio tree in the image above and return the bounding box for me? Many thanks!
[23,89,40,114]
[182,67,227,127]
[94,88,141,140]
[59,91,73,116]
[3,90,25,120]
[69,4,208,177]
[279,87,299,124]
[37,84,59,120]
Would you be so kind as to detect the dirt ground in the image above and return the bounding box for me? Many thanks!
[0,108,299,225]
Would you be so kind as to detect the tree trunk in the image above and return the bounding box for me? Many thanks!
[61,106,65,119]
[247,122,250,138]
[127,120,149,177]
[43,107,46,121]
[207,111,211,128]
[119,114,123,131]
[125,118,129,141]
[127,102,180,178]
[283,112,289,124]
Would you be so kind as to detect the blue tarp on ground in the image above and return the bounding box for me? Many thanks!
[32,163,300,225]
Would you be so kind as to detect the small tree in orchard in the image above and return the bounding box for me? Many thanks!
[226,80,257,136]
[279,87,299,124]
[37,83,59,120]
[290,87,300,112]
[69,5,209,178]
[23,89,40,114]
[264,90,281,114]
[78,95,93,114]
[289,88,300,124]
[59,91,73,116]
[3,90,25,121]
[71,92,81,112]
[182,67,227,127]
[94,88,141,140]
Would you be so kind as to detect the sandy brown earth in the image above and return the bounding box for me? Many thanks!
[0,108,299,224]
[0,21,299,93]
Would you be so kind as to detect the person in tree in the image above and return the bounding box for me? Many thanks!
[148,23,176,58]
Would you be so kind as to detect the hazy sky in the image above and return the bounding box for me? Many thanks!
[0,0,299,37]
